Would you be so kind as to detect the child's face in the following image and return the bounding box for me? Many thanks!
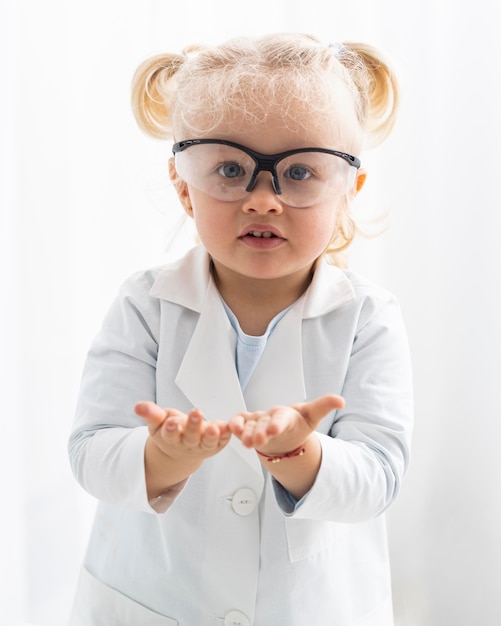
[170,107,364,291]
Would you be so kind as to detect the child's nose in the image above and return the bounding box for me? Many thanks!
[241,173,284,213]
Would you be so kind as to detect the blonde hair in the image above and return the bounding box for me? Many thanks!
[131,33,399,265]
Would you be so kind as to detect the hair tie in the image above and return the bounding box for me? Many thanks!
[329,42,345,56]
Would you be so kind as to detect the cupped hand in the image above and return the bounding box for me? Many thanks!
[135,401,231,461]
[228,394,345,455]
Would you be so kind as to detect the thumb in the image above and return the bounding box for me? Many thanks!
[134,401,167,428]
[295,394,345,426]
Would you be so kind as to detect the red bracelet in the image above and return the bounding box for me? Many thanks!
[256,443,306,463]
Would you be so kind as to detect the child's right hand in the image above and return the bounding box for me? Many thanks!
[135,401,231,461]
[136,401,232,499]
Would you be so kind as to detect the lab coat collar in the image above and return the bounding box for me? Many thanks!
[149,245,211,312]
[149,245,356,318]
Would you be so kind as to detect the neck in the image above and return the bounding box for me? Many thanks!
[212,262,313,335]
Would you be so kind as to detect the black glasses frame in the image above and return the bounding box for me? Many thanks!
[172,138,361,195]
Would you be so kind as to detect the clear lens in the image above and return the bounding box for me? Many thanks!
[174,143,356,207]
[175,143,255,199]
[277,153,355,206]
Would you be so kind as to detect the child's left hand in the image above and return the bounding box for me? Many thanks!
[228,394,345,456]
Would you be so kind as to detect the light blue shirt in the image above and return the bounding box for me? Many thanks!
[221,300,291,391]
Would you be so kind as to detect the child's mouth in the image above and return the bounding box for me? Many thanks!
[248,231,276,238]
[240,228,285,249]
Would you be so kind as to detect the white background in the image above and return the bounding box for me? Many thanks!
[2,1,501,624]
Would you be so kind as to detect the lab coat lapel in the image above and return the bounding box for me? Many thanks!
[244,297,307,411]
[151,247,242,422]
[174,278,262,473]
[175,278,243,419]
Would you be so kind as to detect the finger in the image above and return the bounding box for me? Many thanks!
[135,402,187,440]
[214,421,231,437]
[135,401,173,437]
[241,418,261,447]
[199,423,232,454]
[252,415,274,446]
[264,407,294,437]
[219,429,232,446]
[228,414,246,436]
[135,401,166,424]
[160,415,183,439]
[210,422,232,447]
[295,394,345,426]
[182,408,204,447]
[200,422,222,448]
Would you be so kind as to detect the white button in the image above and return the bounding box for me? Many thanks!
[224,610,250,626]
[231,488,257,516]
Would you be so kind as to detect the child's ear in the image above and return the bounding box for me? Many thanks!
[354,169,367,194]
[169,157,193,216]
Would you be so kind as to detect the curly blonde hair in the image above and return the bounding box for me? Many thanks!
[131,33,399,265]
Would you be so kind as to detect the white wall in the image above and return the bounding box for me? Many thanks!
[2,1,500,624]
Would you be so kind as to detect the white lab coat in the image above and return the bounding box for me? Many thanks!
[68,245,413,626]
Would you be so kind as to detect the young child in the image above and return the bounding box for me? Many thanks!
[68,32,413,626]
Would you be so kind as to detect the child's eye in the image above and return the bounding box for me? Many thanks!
[217,162,246,178]
[284,165,312,181]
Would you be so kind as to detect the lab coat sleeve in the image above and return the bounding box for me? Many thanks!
[275,292,413,523]
[68,270,173,513]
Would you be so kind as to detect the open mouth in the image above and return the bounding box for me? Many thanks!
[247,231,277,238]
[239,225,284,248]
